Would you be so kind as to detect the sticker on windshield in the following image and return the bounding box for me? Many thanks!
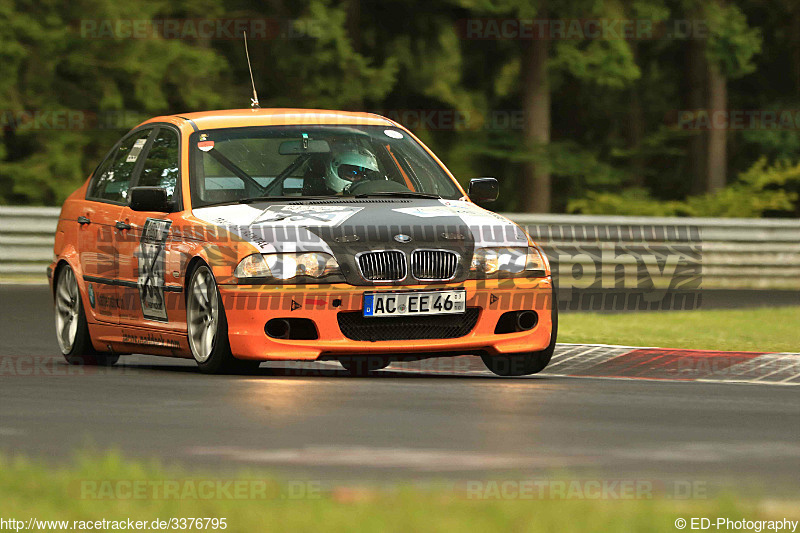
[384,129,404,139]
[126,138,147,163]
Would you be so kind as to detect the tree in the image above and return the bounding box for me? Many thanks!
[702,0,761,192]
[521,4,551,212]
[270,0,399,110]
[0,0,793,218]
[0,0,226,204]
[449,0,641,212]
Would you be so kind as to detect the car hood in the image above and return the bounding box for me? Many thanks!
[192,198,529,285]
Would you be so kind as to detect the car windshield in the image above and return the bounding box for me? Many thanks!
[189,125,463,207]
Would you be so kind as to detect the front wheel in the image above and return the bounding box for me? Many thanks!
[55,265,118,366]
[187,264,260,375]
[481,301,558,377]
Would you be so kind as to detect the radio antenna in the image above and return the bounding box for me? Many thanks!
[243,31,260,109]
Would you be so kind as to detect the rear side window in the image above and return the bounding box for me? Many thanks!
[87,130,151,204]
[137,128,180,204]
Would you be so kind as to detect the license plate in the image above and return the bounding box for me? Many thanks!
[363,290,466,317]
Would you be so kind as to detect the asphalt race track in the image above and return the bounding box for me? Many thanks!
[1,285,799,497]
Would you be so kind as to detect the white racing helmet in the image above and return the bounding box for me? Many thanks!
[325,145,382,193]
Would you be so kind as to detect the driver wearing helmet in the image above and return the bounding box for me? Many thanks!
[323,145,382,194]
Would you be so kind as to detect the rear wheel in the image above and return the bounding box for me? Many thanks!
[55,265,118,366]
[187,264,260,375]
[481,300,558,377]
[339,356,391,376]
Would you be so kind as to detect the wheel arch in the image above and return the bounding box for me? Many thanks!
[183,256,209,302]
[52,256,80,299]
[52,259,70,297]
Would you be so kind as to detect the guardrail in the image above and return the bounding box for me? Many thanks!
[0,206,61,277]
[512,214,800,290]
[1,206,798,288]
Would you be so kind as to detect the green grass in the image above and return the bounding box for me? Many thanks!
[0,452,797,532]
[560,306,800,352]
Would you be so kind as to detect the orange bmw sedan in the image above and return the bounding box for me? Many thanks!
[49,109,556,375]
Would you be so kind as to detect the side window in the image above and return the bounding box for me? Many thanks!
[137,128,180,204]
[88,130,151,204]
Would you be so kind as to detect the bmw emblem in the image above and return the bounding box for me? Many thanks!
[394,234,412,243]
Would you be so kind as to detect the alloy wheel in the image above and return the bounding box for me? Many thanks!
[187,267,219,363]
[55,267,80,354]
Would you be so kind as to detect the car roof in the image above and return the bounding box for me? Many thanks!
[142,108,396,131]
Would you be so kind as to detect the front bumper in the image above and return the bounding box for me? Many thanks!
[219,277,555,361]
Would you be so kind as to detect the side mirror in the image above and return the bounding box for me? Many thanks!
[468,177,499,203]
[129,187,171,212]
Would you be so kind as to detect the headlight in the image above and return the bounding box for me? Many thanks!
[470,246,547,277]
[235,252,341,281]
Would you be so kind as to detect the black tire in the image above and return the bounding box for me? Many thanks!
[339,356,391,376]
[481,297,558,377]
[55,265,118,366]
[187,264,260,375]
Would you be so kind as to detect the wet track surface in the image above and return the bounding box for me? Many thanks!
[1,286,799,495]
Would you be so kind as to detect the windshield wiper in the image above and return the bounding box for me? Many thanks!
[239,195,338,204]
[352,191,441,199]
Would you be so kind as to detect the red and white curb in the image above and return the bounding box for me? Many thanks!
[381,344,800,385]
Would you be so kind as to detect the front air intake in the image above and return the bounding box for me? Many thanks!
[337,308,480,341]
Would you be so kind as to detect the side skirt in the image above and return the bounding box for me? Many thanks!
[89,322,193,359]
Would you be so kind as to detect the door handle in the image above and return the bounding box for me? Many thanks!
[115,221,132,231]
[77,216,91,225]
